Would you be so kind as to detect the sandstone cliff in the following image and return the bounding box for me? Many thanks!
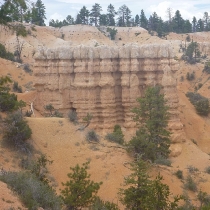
[34,44,185,144]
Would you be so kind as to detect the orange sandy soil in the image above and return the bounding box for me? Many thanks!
[0,25,210,209]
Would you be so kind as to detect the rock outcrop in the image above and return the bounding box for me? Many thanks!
[34,44,185,143]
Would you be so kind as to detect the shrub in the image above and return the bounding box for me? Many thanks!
[2,111,32,152]
[184,175,197,192]
[203,62,210,74]
[107,27,118,40]
[68,110,78,123]
[186,92,209,116]
[0,171,62,209]
[105,124,124,145]
[187,165,199,173]
[86,130,99,142]
[23,63,32,73]
[53,110,63,118]
[13,81,22,93]
[186,72,195,81]
[0,43,14,61]
[205,166,210,174]
[44,104,54,116]
[25,110,32,117]
[154,158,171,166]
[175,170,183,179]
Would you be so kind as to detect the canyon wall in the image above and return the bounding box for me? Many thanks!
[34,44,185,143]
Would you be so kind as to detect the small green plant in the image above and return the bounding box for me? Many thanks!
[184,175,197,192]
[154,158,171,166]
[187,165,199,173]
[53,110,63,118]
[83,113,93,128]
[203,61,210,74]
[23,63,32,73]
[107,27,118,40]
[175,170,183,179]
[13,81,22,93]
[68,110,78,124]
[105,124,124,145]
[205,166,210,174]
[44,104,54,116]
[0,43,14,61]
[25,110,32,117]
[86,130,99,142]
[186,72,195,81]
[61,161,102,210]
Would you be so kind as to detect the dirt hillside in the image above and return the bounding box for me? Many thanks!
[0,25,210,209]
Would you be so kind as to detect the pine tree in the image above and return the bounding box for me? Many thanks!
[76,6,89,25]
[107,4,116,26]
[99,14,108,26]
[61,162,102,210]
[134,14,140,26]
[90,3,102,26]
[192,16,197,32]
[119,157,182,210]
[31,0,46,26]
[128,86,171,162]
[172,10,184,33]
[140,9,148,29]
[117,4,131,27]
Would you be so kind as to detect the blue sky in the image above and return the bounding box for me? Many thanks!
[43,0,210,25]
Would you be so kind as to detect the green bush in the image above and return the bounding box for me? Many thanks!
[68,110,78,124]
[2,111,32,152]
[186,92,209,116]
[86,130,99,142]
[13,81,22,93]
[0,171,62,209]
[175,170,183,179]
[53,110,63,118]
[105,124,124,145]
[184,175,197,192]
[186,72,195,81]
[203,62,210,74]
[205,166,210,174]
[0,43,14,61]
[23,63,32,73]
[154,158,171,166]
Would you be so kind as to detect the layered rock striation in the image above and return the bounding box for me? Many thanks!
[34,44,184,143]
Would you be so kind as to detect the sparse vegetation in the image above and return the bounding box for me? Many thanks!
[105,124,124,145]
[203,61,210,74]
[23,63,32,73]
[107,27,117,40]
[1,111,32,152]
[186,72,195,81]
[68,110,78,124]
[175,170,183,179]
[0,171,62,209]
[186,92,209,116]
[154,158,171,166]
[13,81,22,93]
[184,175,197,192]
[90,197,119,210]
[86,130,99,142]
[0,43,14,61]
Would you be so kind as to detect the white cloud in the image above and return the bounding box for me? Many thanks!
[49,12,65,21]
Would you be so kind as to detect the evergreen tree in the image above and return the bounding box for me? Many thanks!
[61,162,102,210]
[183,20,192,33]
[119,157,182,210]
[140,9,148,29]
[134,14,140,26]
[66,15,74,25]
[90,3,102,26]
[192,16,197,32]
[203,12,210,31]
[107,4,116,26]
[117,4,131,27]
[31,0,46,26]
[197,18,204,32]
[76,6,89,25]
[99,14,108,26]
[128,86,171,162]
[172,10,184,33]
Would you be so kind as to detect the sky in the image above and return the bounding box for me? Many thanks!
[43,0,210,25]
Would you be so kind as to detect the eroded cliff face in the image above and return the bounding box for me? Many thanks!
[34,44,185,144]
